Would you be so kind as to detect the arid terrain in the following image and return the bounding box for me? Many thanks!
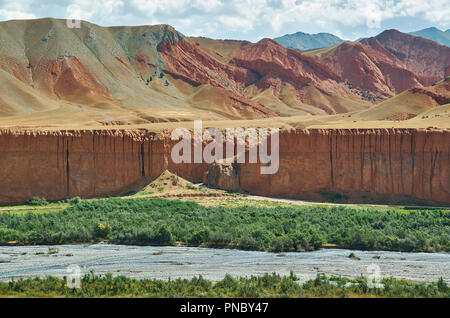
[0,18,448,206]
[0,18,448,129]
[0,17,449,301]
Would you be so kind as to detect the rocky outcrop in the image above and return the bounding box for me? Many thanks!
[204,163,240,192]
[0,128,448,205]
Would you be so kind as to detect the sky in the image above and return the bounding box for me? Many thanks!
[0,0,449,41]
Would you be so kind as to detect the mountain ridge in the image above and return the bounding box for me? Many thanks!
[0,18,373,126]
[0,18,448,128]
[274,31,344,51]
[409,27,450,46]
[361,29,450,86]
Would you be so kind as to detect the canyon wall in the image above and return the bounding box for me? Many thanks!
[0,128,448,205]
[235,129,450,205]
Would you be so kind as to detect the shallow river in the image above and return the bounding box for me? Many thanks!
[0,244,448,284]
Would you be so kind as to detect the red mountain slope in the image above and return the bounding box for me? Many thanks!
[310,41,422,99]
[227,39,369,114]
[361,29,450,86]
[0,19,446,127]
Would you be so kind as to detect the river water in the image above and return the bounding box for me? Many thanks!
[0,244,448,284]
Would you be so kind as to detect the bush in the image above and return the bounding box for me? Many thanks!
[94,223,111,238]
[1,273,448,298]
[437,277,448,292]
[189,229,210,244]
[0,197,448,253]
[210,232,232,244]
[67,197,82,205]
[153,225,174,245]
[0,228,21,241]
[26,197,49,206]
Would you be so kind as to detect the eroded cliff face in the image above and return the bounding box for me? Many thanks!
[234,129,450,205]
[0,128,448,205]
[0,130,146,203]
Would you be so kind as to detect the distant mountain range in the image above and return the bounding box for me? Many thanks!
[273,32,344,51]
[409,27,450,47]
[274,27,450,51]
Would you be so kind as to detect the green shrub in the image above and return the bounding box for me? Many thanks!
[94,223,111,238]
[67,197,82,204]
[0,197,448,252]
[153,225,174,245]
[26,197,49,206]
[1,273,447,298]
[0,228,20,241]
[437,277,448,292]
[190,229,210,244]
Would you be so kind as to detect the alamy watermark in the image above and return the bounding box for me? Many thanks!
[366,264,384,289]
[171,120,279,174]
[66,264,82,289]
[66,4,81,29]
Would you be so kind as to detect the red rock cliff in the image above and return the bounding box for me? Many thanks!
[235,129,450,205]
[0,128,448,205]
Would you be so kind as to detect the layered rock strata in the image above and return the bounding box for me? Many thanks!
[0,128,448,205]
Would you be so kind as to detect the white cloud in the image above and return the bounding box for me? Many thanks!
[0,9,35,20]
[0,0,449,40]
[218,16,254,32]
[68,0,124,21]
[0,0,36,21]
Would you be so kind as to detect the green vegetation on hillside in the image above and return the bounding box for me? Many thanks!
[0,198,448,252]
[1,272,448,298]
[432,76,450,86]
